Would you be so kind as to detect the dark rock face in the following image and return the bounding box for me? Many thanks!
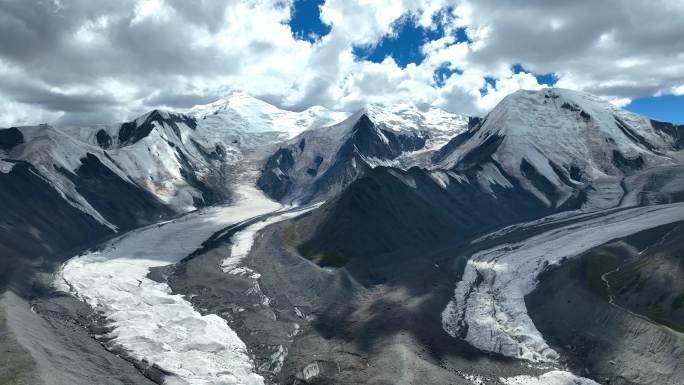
[0,127,24,150]
[305,156,324,177]
[118,120,149,146]
[520,158,561,202]
[58,153,175,229]
[294,165,557,282]
[173,148,227,207]
[95,129,112,149]
[560,102,591,121]
[257,114,429,203]
[257,148,296,201]
[190,139,226,162]
[118,110,197,146]
[351,114,425,160]
[612,150,644,172]
[303,151,370,203]
[614,116,659,152]
[561,102,580,112]
[0,162,113,289]
[549,160,579,188]
[650,119,684,150]
[569,164,583,182]
[467,116,483,129]
[453,134,504,171]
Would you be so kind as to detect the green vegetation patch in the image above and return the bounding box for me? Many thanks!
[282,223,350,268]
[572,244,624,300]
[282,223,298,249]
[571,230,684,334]
[300,249,349,268]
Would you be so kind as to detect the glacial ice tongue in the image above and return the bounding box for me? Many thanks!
[442,202,684,362]
[55,185,281,385]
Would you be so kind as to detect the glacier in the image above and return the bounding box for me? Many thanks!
[442,202,684,362]
[55,185,281,385]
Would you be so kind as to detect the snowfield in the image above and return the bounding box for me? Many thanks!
[433,89,678,210]
[55,185,281,385]
[442,202,684,363]
[364,103,469,150]
[500,370,600,385]
[188,90,349,140]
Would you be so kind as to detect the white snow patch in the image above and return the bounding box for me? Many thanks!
[0,159,14,173]
[55,185,281,385]
[476,162,514,191]
[442,203,684,362]
[365,103,469,150]
[462,372,486,384]
[500,370,600,385]
[430,170,451,189]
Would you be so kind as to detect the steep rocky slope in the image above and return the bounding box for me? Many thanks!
[292,165,557,276]
[291,89,684,273]
[257,105,470,203]
[0,93,346,286]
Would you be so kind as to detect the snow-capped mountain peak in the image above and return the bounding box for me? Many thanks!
[188,91,348,139]
[364,102,468,131]
[434,88,681,208]
[362,102,470,150]
[256,103,472,203]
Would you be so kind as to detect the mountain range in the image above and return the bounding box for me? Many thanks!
[1,88,683,385]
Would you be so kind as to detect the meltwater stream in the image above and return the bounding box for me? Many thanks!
[55,185,281,385]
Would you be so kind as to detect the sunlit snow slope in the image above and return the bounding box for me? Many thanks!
[0,92,351,272]
[188,90,349,140]
[434,88,681,209]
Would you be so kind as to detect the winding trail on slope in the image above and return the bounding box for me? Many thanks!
[598,224,684,337]
[55,185,282,385]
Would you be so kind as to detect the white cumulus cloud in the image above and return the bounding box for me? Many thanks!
[0,0,682,126]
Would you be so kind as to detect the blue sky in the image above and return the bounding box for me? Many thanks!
[288,0,683,124]
[626,95,684,124]
[288,0,330,42]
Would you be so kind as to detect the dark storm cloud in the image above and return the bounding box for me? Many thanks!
[0,76,119,112]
